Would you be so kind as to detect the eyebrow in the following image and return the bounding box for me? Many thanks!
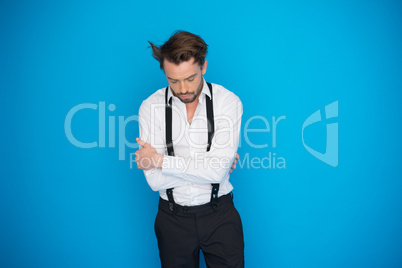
[167,73,197,81]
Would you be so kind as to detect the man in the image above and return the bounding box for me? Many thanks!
[134,31,244,267]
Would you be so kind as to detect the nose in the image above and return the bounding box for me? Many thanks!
[179,81,188,94]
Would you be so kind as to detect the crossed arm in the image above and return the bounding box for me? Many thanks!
[134,139,240,172]
[135,93,242,191]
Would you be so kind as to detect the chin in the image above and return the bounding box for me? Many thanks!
[180,95,197,103]
[181,98,196,104]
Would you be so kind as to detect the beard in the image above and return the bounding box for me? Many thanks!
[176,78,203,104]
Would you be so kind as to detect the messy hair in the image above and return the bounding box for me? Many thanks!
[148,31,208,70]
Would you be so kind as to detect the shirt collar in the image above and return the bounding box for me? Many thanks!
[167,77,210,105]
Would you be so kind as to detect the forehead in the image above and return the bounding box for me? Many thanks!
[163,58,201,79]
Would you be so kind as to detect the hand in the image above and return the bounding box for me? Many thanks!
[134,138,163,170]
[229,153,240,173]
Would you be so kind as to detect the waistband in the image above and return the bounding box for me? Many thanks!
[158,192,233,217]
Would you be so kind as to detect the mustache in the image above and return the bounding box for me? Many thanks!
[178,92,195,96]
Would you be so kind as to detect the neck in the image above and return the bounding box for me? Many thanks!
[186,98,199,110]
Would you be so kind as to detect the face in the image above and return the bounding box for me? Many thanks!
[163,58,208,104]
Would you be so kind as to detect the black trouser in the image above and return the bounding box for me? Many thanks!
[154,193,245,268]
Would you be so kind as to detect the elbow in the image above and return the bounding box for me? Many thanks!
[148,181,160,192]
[208,154,234,183]
[148,178,163,192]
[144,170,162,192]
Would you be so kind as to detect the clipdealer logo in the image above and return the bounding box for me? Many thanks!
[64,102,138,160]
[64,100,338,169]
[302,101,339,167]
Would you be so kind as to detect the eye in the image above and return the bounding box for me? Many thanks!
[170,80,178,84]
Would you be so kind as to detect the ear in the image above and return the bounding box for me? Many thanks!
[201,60,208,75]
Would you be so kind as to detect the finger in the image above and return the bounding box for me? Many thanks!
[235,153,240,160]
[233,159,237,164]
[136,138,150,148]
[136,138,146,147]
[232,164,236,169]
[229,169,233,173]
[136,160,143,169]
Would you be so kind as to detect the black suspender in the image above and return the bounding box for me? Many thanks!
[165,88,174,157]
[165,88,176,212]
[165,82,220,212]
[205,84,214,152]
[205,85,220,210]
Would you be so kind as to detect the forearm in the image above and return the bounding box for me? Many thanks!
[161,152,236,184]
[143,166,187,191]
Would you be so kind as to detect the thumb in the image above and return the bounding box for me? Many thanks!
[136,138,150,148]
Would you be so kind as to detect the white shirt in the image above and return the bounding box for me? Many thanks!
[138,78,243,206]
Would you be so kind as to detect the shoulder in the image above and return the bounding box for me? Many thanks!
[209,82,242,109]
[142,87,167,105]
[138,87,167,115]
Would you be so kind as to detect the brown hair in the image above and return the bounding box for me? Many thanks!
[148,31,208,70]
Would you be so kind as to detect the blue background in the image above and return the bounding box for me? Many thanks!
[1,0,401,267]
